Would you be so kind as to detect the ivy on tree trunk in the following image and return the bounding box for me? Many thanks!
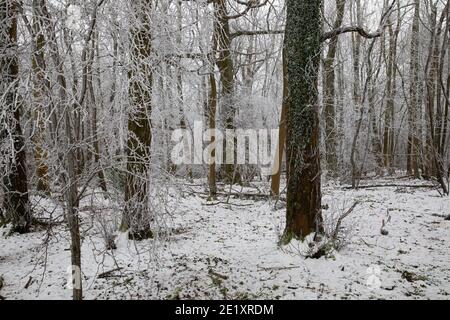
[283,0,323,243]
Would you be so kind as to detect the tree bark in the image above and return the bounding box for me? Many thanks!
[214,0,241,184]
[121,0,154,240]
[283,0,323,242]
[1,0,32,234]
[323,0,346,176]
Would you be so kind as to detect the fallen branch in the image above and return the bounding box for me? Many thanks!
[343,184,437,190]
[205,201,254,207]
[198,191,273,200]
[257,265,302,272]
[98,268,123,279]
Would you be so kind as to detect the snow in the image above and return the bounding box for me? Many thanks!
[0,177,449,300]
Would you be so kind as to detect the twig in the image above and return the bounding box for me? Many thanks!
[205,201,254,207]
[24,276,33,289]
[331,202,360,241]
[257,265,302,272]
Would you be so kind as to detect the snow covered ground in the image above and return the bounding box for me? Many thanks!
[0,177,449,300]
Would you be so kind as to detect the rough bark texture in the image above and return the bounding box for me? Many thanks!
[214,0,241,184]
[1,0,32,234]
[283,0,323,242]
[121,0,154,240]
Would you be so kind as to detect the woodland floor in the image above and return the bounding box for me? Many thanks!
[0,176,449,300]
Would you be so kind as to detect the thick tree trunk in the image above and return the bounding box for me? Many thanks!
[121,0,154,240]
[214,0,241,184]
[208,72,218,198]
[1,0,32,234]
[283,0,323,243]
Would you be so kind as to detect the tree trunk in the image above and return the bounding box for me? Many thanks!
[89,32,107,193]
[368,42,384,172]
[383,6,400,172]
[407,0,421,178]
[208,72,218,198]
[214,0,240,184]
[1,0,32,234]
[38,0,82,299]
[121,0,154,240]
[283,0,323,243]
[271,49,287,197]
[31,0,50,194]
[424,3,449,194]
[323,0,346,176]
[350,0,362,184]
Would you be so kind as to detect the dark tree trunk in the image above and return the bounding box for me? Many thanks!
[1,0,32,234]
[214,0,241,185]
[121,0,154,240]
[283,0,323,243]
[208,71,218,198]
